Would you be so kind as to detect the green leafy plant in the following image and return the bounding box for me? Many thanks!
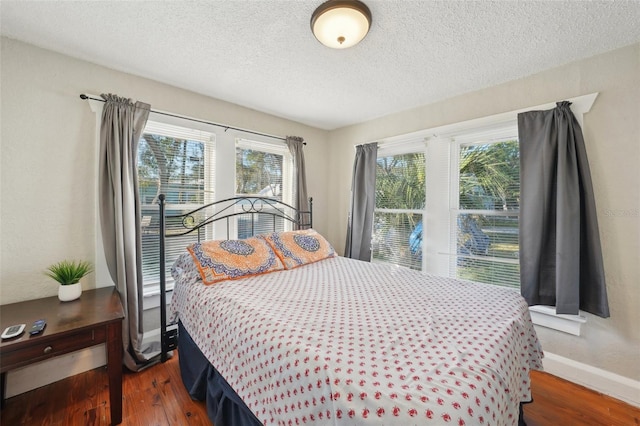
[45,260,93,285]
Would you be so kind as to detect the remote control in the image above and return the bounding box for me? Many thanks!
[29,319,47,335]
[1,324,26,339]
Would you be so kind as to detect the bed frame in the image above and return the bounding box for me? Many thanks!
[157,193,313,362]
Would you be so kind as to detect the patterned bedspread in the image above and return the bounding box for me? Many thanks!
[170,255,543,425]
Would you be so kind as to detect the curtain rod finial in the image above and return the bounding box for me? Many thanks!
[79,94,88,100]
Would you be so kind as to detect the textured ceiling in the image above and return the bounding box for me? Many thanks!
[2,1,640,130]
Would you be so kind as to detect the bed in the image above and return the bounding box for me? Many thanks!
[158,195,543,426]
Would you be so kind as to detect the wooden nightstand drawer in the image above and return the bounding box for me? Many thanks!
[0,327,106,370]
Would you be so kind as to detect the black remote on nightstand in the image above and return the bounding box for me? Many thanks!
[29,319,47,335]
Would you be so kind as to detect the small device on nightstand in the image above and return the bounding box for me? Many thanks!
[29,319,46,335]
[1,324,25,340]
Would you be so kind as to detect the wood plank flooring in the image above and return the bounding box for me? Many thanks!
[1,351,209,426]
[524,370,640,426]
[2,351,639,425]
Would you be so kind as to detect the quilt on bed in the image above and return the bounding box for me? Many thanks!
[170,255,543,425]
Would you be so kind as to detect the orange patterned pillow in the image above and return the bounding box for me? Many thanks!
[187,237,284,285]
[260,229,336,269]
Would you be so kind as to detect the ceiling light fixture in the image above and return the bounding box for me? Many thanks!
[311,0,372,49]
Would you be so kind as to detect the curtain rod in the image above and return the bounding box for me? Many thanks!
[79,94,304,143]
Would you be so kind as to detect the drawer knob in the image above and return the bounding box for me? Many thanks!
[43,346,53,354]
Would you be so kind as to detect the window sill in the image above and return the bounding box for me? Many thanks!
[529,305,586,336]
[143,288,173,310]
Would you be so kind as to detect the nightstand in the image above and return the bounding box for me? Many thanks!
[0,287,125,425]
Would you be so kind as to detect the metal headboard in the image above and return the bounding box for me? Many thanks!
[157,194,313,362]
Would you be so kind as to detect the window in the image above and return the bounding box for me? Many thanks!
[452,138,520,288]
[137,121,215,293]
[372,147,425,270]
[235,138,293,237]
[372,126,520,289]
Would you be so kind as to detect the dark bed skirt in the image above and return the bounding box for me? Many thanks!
[177,321,528,426]
[178,321,262,426]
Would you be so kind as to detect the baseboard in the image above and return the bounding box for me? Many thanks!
[542,351,640,408]
[5,344,106,398]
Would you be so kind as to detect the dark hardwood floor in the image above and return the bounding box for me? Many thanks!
[1,351,209,426]
[525,370,640,426]
[2,351,639,425]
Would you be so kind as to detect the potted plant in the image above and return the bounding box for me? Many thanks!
[45,260,93,302]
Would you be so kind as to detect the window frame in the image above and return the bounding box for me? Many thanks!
[373,138,427,270]
[235,138,293,203]
[373,125,521,283]
[448,126,521,289]
[233,137,294,237]
[138,119,217,297]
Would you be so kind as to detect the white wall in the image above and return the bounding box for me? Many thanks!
[326,43,640,397]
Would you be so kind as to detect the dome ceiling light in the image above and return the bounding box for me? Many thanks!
[311,0,372,49]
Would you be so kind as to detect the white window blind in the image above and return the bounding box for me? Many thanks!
[235,138,293,237]
[451,138,520,288]
[138,121,215,291]
[373,147,425,270]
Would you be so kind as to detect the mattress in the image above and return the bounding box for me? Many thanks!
[170,255,543,425]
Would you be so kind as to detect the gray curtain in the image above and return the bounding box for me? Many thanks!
[99,93,160,371]
[285,136,309,219]
[518,101,609,318]
[344,142,378,260]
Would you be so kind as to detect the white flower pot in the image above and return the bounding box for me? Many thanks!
[58,282,82,302]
